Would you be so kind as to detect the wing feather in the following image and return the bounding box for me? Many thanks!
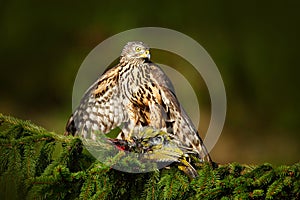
[149,63,211,162]
[65,66,126,139]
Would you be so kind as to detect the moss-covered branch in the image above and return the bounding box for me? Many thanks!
[0,113,299,199]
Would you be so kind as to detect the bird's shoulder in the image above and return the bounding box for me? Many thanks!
[147,62,175,94]
[92,65,121,98]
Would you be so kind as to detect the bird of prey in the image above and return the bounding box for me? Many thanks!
[65,41,213,166]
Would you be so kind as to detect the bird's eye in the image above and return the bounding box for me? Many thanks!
[135,47,141,52]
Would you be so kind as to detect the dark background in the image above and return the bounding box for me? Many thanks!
[1,0,299,164]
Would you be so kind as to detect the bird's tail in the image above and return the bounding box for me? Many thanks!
[64,114,76,136]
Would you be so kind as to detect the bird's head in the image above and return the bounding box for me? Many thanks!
[121,41,151,61]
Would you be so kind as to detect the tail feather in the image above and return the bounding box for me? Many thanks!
[65,114,76,136]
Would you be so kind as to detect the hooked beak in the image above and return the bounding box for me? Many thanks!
[140,50,151,60]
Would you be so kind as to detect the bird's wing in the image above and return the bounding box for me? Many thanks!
[65,66,126,140]
[149,63,175,94]
[149,63,211,162]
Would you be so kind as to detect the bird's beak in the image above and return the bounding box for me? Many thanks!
[141,50,151,60]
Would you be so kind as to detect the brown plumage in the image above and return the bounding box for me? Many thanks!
[65,41,212,163]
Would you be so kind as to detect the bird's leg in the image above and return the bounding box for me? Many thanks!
[178,157,199,179]
[149,102,166,130]
[124,102,139,142]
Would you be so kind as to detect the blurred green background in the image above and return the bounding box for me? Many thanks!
[0,1,299,165]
